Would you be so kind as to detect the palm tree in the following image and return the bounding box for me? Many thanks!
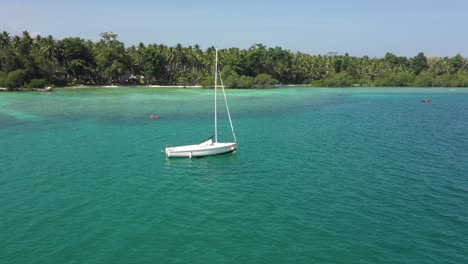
[428,57,453,76]
[10,35,21,50]
[0,31,10,48]
[19,31,33,54]
[39,35,56,60]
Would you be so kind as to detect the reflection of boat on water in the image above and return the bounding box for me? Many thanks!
[163,49,238,158]
[420,99,431,103]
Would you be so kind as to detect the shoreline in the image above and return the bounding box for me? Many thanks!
[63,85,205,89]
[1,85,467,91]
[54,85,468,89]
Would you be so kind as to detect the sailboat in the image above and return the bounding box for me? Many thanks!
[164,49,238,158]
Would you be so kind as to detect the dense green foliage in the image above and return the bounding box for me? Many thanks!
[26,79,46,89]
[5,69,27,90]
[1,31,467,90]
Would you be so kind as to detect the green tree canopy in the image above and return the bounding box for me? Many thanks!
[411,52,429,75]
[0,30,467,88]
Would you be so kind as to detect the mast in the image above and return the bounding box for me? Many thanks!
[214,49,218,143]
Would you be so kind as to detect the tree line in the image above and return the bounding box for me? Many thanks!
[1,31,467,90]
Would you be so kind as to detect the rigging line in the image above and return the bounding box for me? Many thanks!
[218,68,237,143]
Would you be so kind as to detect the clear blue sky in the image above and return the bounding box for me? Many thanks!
[1,0,466,57]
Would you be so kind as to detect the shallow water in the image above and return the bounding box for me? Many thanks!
[1,87,467,263]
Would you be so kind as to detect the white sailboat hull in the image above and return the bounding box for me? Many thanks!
[165,141,238,158]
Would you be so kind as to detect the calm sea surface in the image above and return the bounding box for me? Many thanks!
[1,87,467,263]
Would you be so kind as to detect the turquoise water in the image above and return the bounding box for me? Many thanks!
[1,87,467,263]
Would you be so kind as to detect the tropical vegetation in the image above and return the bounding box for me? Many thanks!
[1,31,468,90]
